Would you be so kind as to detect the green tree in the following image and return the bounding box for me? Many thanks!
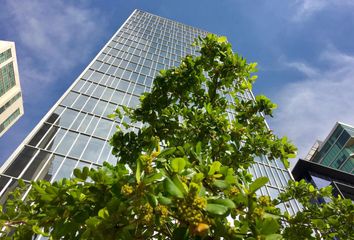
[1,34,353,239]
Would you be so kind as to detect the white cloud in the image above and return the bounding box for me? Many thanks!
[4,0,105,93]
[284,61,318,77]
[292,0,354,21]
[270,47,354,162]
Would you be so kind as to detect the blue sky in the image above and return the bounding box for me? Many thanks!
[1,0,354,166]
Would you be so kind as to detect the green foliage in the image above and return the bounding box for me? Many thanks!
[1,34,353,240]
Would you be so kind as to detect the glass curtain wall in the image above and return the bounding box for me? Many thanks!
[0,10,301,213]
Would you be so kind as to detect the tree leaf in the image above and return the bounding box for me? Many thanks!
[158,147,176,158]
[164,178,184,198]
[146,193,158,207]
[73,168,81,179]
[208,198,235,209]
[32,225,49,237]
[213,179,229,189]
[265,234,282,240]
[143,172,165,185]
[217,36,227,43]
[172,226,189,240]
[249,177,268,194]
[157,195,172,205]
[136,158,142,183]
[172,175,188,194]
[260,218,280,235]
[208,161,221,175]
[171,158,186,173]
[206,203,228,215]
[192,172,204,183]
[196,141,202,155]
[98,208,109,219]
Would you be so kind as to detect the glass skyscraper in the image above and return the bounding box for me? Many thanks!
[0,10,300,213]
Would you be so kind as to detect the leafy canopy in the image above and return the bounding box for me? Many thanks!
[0,34,353,240]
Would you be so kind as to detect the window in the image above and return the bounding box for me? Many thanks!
[4,146,38,177]
[61,92,79,107]
[69,134,90,158]
[81,137,105,162]
[53,157,78,181]
[93,100,108,116]
[59,108,79,129]
[55,131,78,155]
[83,98,98,113]
[89,71,104,83]
[22,151,52,180]
[28,123,52,147]
[93,118,114,139]
[72,95,89,109]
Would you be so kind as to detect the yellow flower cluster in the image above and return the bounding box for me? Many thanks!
[229,186,240,195]
[140,203,154,224]
[121,184,133,196]
[258,195,271,207]
[176,195,207,226]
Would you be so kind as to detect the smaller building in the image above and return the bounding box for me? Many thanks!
[309,122,354,173]
[0,41,23,137]
[292,159,354,201]
[292,122,354,201]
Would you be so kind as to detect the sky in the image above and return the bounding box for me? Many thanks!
[1,0,354,167]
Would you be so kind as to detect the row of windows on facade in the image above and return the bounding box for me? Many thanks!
[120,16,206,50]
[0,92,21,115]
[0,148,105,192]
[104,38,191,69]
[79,65,253,106]
[128,16,205,39]
[0,62,16,97]
[0,108,20,133]
[63,88,139,115]
[0,49,12,65]
[67,74,252,128]
[85,65,154,89]
[132,11,206,38]
[115,28,198,57]
[106,38,191,65]
[117,27,200,54]
[48,106,119,139]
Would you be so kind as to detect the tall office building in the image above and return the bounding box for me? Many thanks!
[0,10,300,213]
[0,41,23,137]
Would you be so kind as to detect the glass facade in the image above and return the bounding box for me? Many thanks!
[0,10,300,213]
[311,123,354,174]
